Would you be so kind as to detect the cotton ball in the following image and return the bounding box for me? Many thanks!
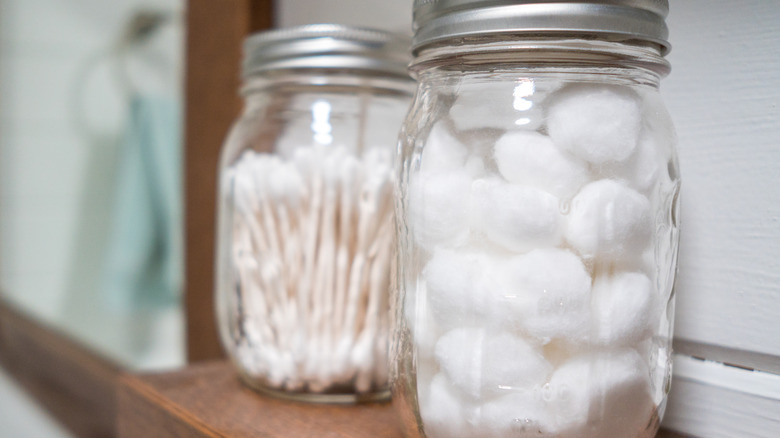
[610,244,655,277]
[596,131,662,194]
[542,339,581,368]
[450,80,543,131]
[403,290,441,360]
[645,336,673,402]
[480,391,556,438]
[420,122,468,173]
[435,328,551,399]
[566,179,652,261]
[471,178,563,253]
[545,349,655,438]
[642,87,678,165]
[420,122,486,178]
[408,169,472,250]
[415,348,441,407]
[494,131,590,200]
[424,248,503,330]
[591,272,660,347]
[500,248,592,341]
[547,84,642,164]
[464,155,486,178]
[457,128,504,171]
[420,373,481,438]
[403,283,441,382]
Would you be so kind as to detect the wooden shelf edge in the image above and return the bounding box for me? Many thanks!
[117,361,404,438]
[118,360,690,438]
[118,371,223,437]
[0,297,121,438]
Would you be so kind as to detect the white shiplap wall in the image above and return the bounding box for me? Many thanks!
[660,2,780,436]
[663,1,780,359]
[277,1,780,436]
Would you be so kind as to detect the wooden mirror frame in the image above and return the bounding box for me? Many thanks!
[184,0,273,363]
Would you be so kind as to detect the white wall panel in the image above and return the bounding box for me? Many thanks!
[276,0,414,34]
[663,1,780,358]
[665,355,780,438]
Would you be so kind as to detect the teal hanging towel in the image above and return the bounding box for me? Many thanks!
[103,95,182,311]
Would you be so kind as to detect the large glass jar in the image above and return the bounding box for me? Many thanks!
[392,2,680,437]
[216,25,413,403]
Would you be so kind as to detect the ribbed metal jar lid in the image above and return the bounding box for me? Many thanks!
[412,0,671,55]
[243,24,412,79]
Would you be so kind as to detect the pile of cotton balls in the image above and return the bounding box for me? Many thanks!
[408,83,670,438]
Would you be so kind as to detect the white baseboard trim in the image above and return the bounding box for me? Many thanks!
[662,354,780,438]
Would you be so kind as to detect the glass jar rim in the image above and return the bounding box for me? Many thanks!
[240,69,416,96]
[410,38,670,79]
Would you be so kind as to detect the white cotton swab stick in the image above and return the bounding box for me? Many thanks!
[296,162,323,374]
[229,145,394,395]
[284,150,314,376]
[332,157,359,359]
[254,165,304,360]
[352,215,393,392]
[233,171,279,343]
[235,154,298,383]
[233,170,272,258]
[233,224,273,346]
[336,177,374,369]
[268,162,303,336]
[337,163,384,382]
[307,153,341,391]
[251,158,285,261]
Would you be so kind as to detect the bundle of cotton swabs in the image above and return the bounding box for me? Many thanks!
[227,144,395,394]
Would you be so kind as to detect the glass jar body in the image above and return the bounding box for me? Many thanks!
[392,41,680,437]
[216,72,412,402]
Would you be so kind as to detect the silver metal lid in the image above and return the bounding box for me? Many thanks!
[413,1,670,55]
[243,24,412,78]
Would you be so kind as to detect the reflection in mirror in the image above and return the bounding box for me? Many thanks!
[0,0,186,370]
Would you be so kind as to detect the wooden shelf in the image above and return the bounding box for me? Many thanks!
[0,298,120,438]
[118,360,691,438]
[117,361,403,437]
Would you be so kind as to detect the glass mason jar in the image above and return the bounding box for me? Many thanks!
[392,2,680,437]
[216,25,414,403]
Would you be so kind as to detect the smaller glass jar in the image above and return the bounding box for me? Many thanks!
[215,25,413,402]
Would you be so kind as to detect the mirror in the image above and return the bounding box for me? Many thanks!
[0,0,186,370]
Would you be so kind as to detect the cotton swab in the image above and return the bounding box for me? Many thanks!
[227,145,395,395]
